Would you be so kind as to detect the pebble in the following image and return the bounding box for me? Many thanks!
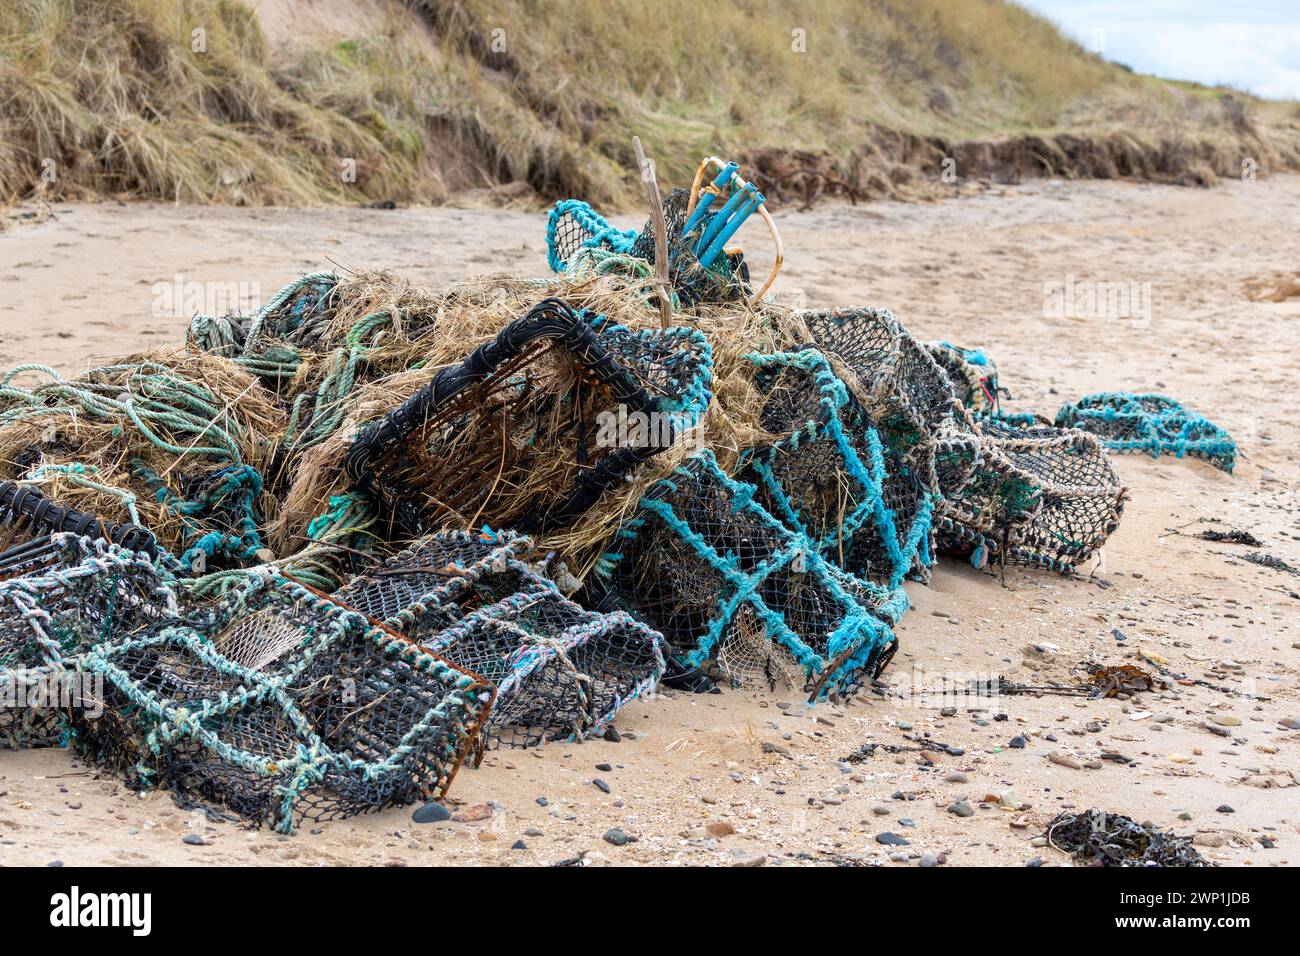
[876,832,910,846]
[1216,804,1235,814]
[1008,736,1027,749]
[603,726,621,742]
[949,801,975,817]
[1030,836,1048,847]
[706,820,736,837]
[453,803,493,823]
[1026,857,1045,867]
[1279,717,1300,730]
[411,801,451,824]
[1211,714,1242,727]
[511,840,527,850]
[602,827,629,846]
[919,853,940,867]
[182,834,207,846]
[595,763,612,772]
[593,779,611,794]
[730,849,766,867]
[1048,751,1082,770]
[944,771,969,784]
[872,805,892,816]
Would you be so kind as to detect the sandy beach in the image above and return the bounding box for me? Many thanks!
[0,175,1297,867]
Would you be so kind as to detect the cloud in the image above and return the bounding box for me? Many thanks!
[1018,0,1300,99]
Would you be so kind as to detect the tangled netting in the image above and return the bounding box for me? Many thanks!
[335,530,665,749]
[74,572,493,831]
[741,347,934,588]
[1056,392,1237,473]
[0,534,177,749]
[3,158,1209,830]
[547,189,753,307]
[934,417,1127,573]
[345,297,713,539]
[587,450,904,700]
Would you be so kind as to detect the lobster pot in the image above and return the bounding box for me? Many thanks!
[590,450,902,700]
[802,306,979,500]
[0,534,176,749]
[937,419,1126,574]
[1056,392,1237,473]
[333,530,534,634]
[742,348,934,588]
[76,574,493,832]
[335,530,667,750]
[548,189,753,307]
[345,298,714,539]
[924,341,1002,417]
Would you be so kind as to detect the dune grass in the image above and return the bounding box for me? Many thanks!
[1,0,1296,209]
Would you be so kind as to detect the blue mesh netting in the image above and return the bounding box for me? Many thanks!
[1056,392,1237,473]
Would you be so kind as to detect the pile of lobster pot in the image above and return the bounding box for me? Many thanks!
[0,156,1164,831]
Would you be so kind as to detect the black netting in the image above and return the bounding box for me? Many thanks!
[335,530,666,750]
[344,297,713,538]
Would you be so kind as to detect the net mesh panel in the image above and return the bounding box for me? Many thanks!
[742,348,934,588]
[545,200,639,273]
[1056,392,1237,473]
[345,298,713,539]
[0,534,176,749]
[924,341,1001,416]
[548,190,752,307]
[937,418,1127,573]
[589,450,902,700]
[74,573,493,831]
[335,530,666,749]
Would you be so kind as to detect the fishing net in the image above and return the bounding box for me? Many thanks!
[74,573,493,831]
[587,450,903,700]
[344,297,713,539]
[924,341,1003,417]
[0,355,282,573]
[334,530,666,749]
[801,306,979,500]
[548,189,753,308]
[0,534,177,749]
[936,418,1127,573]
[1056,392,1237,473]
[740,347,934,587]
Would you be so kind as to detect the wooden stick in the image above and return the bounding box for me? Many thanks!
[633,136,673,329]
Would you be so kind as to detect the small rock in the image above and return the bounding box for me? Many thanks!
[1008,736,1027,749]
[1278,717,1300,731]
[1049,751,1082,770]
[872,805,892,816]
[511,840,527,850]
[919,853,940,867]
[452,803,493,823]
[602,828,629,846]
[182,834,207,846]
[603,726,622,742]
[730,849,767,867]
[412,801,452,824]
[948,801,975,818]
[944,771,969,783]
[1215,804,1235,814]
[595,763,613,772]
[1211,714,1242,727]
[876,832,910,846]
[706,820,736,837]
[593,778,611,794]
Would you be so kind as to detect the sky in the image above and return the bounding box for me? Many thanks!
[1016,1,1300,100]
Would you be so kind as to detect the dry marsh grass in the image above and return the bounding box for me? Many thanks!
[2,0,1297,209]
